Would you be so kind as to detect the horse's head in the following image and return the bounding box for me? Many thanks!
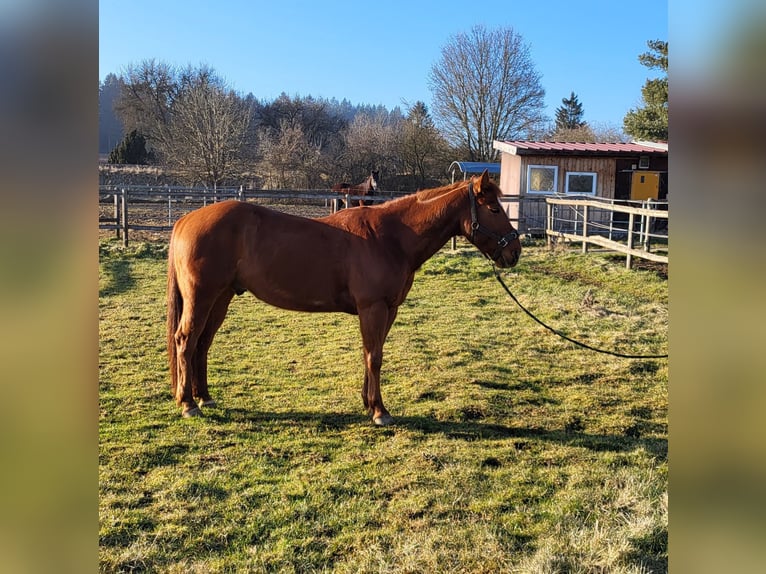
[370,170,379,191]
[464,170,521,268]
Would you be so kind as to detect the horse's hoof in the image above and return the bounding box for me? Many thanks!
[373,414,394,426]
[198,399,217,408]
[182,406,203,418]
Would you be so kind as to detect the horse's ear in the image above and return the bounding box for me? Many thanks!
[473,169,490,196]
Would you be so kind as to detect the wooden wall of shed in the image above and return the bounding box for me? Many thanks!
[497,152,624,234]
[519,155,617,198]
[499,153,522,223]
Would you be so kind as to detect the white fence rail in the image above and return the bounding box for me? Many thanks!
[544,196,668,269]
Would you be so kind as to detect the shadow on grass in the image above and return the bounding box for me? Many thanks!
[395,416,667,461]
[209,407,667,462]
[206,408,369,430]
[100,258,136,297]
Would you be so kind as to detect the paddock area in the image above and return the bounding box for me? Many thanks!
[99,237,667,572]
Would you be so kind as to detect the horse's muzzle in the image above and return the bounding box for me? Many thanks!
[496,247,521,268]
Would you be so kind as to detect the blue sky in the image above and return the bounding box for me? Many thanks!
[99,0,667,128]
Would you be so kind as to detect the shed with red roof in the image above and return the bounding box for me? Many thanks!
[492,140,668,233]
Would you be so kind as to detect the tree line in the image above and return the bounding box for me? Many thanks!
[100,64,451,190]
[99,27,667,189]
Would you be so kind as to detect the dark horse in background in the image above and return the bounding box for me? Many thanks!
[167,170,521,426]
[331,170,379,207]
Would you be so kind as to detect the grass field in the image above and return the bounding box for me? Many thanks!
[99,238,668,573]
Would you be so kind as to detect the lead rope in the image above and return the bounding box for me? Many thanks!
[490,263,668,359]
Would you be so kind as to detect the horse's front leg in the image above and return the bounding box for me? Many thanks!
[358,302,397,426]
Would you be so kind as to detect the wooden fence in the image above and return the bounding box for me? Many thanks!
[98,185,402,246]
[544,196,668,269]
[99,186,668,269]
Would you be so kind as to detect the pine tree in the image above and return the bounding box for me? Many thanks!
[555,92,586,131]
[623,40,668,141]
[108,129,151,164]
[407,101,433,128]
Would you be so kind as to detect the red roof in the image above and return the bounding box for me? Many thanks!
[494,140,668,155]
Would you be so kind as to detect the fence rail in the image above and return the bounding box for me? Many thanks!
[98,186,403,246]
[99,187,668,269]
[544,196,668,269]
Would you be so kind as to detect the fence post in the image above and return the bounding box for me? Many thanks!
[546,201,552,249]
[626,211,635,269]
[582,204,589,254]
[113,192,120,240]
[638,200,647,250]
[644,199,653,252]
[120,188,129,248]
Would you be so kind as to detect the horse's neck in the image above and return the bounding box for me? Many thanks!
[393,186,467,269]
[352,178,369,192]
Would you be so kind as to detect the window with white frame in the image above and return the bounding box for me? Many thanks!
[527,165,558,194]
[565,172,597,195]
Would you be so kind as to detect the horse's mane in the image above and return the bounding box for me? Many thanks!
[370,180,467,223]
[414,180,464,202]
[413,178,503,202]
[372,177,503,217]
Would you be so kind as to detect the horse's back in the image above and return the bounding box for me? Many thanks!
[173,198,251,230]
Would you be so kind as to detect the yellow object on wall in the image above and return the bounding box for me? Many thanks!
[631,171,660,200]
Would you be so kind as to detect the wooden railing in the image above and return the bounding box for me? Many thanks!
[99,187,669,270]
[544,196,668,268]
[98,185,401,246]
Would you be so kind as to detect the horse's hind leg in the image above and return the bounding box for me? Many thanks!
[175,292,218,417]
[193,289,235,408]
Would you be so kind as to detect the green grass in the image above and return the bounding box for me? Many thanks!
[99,238,668,573]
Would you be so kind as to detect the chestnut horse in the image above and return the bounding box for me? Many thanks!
[167,170,520,425]
[331,170,379,207]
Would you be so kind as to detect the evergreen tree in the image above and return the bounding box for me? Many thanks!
[554,91,586,131]
[401,101,449,186]
[623,40,668,141]
[108,129,151,164]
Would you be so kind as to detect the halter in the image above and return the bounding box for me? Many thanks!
[467,181,519,262]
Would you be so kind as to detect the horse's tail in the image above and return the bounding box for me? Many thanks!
[167,239,182,400]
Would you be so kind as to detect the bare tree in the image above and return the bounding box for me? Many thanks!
[551,125,597,142]
[116,61,252,186]
[589,121,629,143]
[257,119,322,189]
[115,59,177,157]
[539,120,628,143]
[429,25,546,161]
[341,112,401,184]
[165,66,251,187]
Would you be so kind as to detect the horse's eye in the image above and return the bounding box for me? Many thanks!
[488,206,501,214]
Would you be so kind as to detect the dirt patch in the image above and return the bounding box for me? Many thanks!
[632,259,668,279]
